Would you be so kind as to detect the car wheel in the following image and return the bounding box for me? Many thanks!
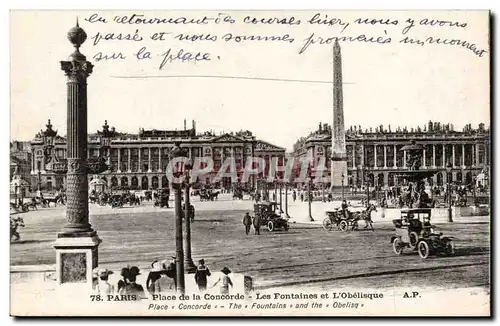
[445,240,455,256]
[393,237,403,255]
[323,218,333,231]
[339,220,348,232]
[409,232,419,249]
[268,221,274,232]
[418,241,430,259]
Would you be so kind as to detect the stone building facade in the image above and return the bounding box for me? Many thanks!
[29,120,286,191]
[292,121,490,188]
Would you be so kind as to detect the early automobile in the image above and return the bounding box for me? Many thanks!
[253,201,289,232]
[323,204,377,232]
[390,208,455,259]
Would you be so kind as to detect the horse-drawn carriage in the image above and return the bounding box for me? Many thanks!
[109,194,124,208]
[390,208,455,259]
[253,201,289,232]
[199,189,219,201]
[323,204,377,232]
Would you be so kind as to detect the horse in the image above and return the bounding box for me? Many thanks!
[45,194,64,207]
[10,217,25,242]
[352,204,377,231]
[209,191,219,201]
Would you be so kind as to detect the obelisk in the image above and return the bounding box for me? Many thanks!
[330,40,348,188]
[53,20,101,288]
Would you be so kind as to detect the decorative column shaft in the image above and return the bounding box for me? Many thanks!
[61,49,93,234]
[452,144,456,167]
[443,144,446,166]
[138,148,142,172]
[374,145,377,168]
[383,145,387,168]
[423,147,426,167]
[127,148,131,172]
[462,144,465,167]
[393,145,397,168]
[117,148,121,172]
[183,171,196,273]
[432,145,436,167]
[158,147,162,172]
[148,148,152,172]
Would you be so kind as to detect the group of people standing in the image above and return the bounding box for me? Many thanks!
[242,212,261,235]
[93,265,145,299]
[93,259,235,298]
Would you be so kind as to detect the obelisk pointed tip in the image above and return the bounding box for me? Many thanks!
[76,17,79,27]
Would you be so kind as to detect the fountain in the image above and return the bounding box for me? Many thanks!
[396,141,438,208]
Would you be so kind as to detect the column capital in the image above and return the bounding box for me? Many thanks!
[61,60,93,82]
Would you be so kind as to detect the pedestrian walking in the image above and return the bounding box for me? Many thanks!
[252,213,261,235]
[243,212,252,235]
[194,259,211,292]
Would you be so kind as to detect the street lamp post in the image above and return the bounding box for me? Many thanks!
[446,161,453,222]
[307,169,314,221]
[365,177,370,208]
[284,182,290,218]
[341,172,345,201]
[37,170,41,193]
[183,162,196,274]
[472,172,477,207]
[15,184,18,206]
[279,182,283,213]
[170,142,186,294]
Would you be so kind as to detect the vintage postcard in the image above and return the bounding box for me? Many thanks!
[9,10,490,316]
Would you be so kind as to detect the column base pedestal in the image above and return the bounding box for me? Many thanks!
[184,258,197,274]
[53,232,101,289]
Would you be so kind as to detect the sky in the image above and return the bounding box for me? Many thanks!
[10,10,490,151]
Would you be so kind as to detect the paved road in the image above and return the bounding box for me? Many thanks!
[10,197,490,291]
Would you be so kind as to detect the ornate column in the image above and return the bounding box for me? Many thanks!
[422,147,426,168]
[54,21,101,288]
[352,145,356,168]
[383,145,387,168]
[138,148,142,172]
[452,144,456,167]
[403,150,407,168]
[31,148,35,173]
[117,148,121,173]
[462,144,465,167]
[373,145,377,168]
[148,147,152,173]
[158,147,162,172]
[361,144,365,168]
[442,144,446,166]
[475,143,479,166]
[127,148,131,172]
[432,144,436,168]
[393,145,397,168]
